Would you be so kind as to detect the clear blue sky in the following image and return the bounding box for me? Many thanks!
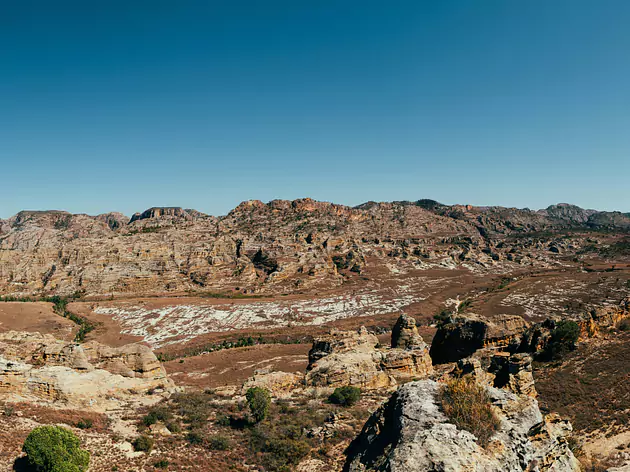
[1,0,629,217]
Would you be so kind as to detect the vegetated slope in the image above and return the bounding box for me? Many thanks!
[0,198,628,297]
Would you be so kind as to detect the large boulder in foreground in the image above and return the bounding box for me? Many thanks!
[344,380,580,472]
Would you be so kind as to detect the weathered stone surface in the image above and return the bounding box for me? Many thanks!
[391,313,424,349]
[3,199,625,297]
[344,380,580,472]
[242,371,305,397]
[489,352,537,397]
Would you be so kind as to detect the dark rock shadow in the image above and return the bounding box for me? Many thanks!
[12,456,34,472]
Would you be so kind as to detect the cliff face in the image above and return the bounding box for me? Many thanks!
[0,199,627,297]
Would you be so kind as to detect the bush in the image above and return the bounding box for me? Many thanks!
[22,425,90,472]
[186,431,204,445]
[142,406,172,427]
[207,435,231,451]
[246,387,271,423]
[153,459,169,469]
[329,386,361,406]
[617,319,630,332]
[439,377,500,447]
[76,418,93,430]
[544,320,580,360]
[132,435,154,452]
[262,437,310,469]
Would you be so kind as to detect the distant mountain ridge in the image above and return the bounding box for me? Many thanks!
[0,198,628,297]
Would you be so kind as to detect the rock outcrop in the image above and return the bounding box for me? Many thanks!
[306,327,395,390]
[431,297,630,364]
[344,379,580,471]
[241,371,305,398]
[305,316,433,390]
[391,313,424,349]
[0,331,172,407]
[430,314,529,364]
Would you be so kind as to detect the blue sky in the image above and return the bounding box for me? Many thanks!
[1,1,629,217]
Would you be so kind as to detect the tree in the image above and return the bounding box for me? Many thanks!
[329,386,362,406]
[246,387,271,423]
[545,320,580,360]
[22,425,89,472]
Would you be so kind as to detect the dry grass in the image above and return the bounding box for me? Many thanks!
[440,377,500,447]
[534,331,630,434]
[5,402,110,432]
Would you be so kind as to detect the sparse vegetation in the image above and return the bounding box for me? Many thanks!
[207,434,231,450]
[0,295,98,343]
[457,299,472,313]
[22,425,90,472]
[439,377,500,447]
[142,406,173,427]
[329,386,361,407]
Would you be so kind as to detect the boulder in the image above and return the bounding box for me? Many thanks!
[242,371,304,397]
[391,313,424,349]
[489,352,537,397]
[305,322,433,390]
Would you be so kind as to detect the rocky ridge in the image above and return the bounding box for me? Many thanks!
[1,198,628,297]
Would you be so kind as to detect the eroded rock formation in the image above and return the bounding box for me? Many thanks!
[0,331,172,407]
[305,316,433,390]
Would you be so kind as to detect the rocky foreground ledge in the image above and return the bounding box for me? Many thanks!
[344,378,580,472]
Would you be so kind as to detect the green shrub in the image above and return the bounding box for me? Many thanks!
[186,431,204,445]
[207,435,231,451]
[142,406,172,427]
[165,421,181,433]
[215,414,231,427]
[262,437,310,469]
[246,387,271,423]
[22,425,90,472]
[440,377,500,447]
[75,418,93,430]
[329,386,361,406]
[153,459,169,469]
[132,435,154,452]
[545,320,580,360]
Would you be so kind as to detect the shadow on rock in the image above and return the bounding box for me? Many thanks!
[13,457,35,472]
